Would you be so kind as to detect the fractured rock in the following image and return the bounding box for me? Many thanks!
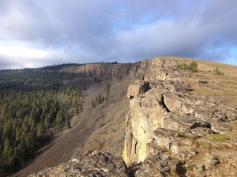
[123,58,237,167]
[29,151,127,177]
[134,154,186,177]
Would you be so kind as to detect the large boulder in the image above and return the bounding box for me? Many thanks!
[127,80,150,99]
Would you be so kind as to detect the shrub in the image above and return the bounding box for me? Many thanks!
[177,63,188,70]
[189,61,198,72]
[105,83,111,102]
[177,61,198,72]
[91,94,105,108]
[213,67,224,75]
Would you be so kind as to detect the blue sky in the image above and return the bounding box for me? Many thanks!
[0,0,237,69]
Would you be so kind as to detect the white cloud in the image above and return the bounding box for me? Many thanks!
[0,0,237,68]
[0,41,67,68]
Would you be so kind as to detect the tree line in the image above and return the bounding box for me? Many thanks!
[0,88,81,175]
[0,68,82,176]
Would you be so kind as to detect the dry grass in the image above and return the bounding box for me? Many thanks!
[150,57,237,107]
[184,60,237,107]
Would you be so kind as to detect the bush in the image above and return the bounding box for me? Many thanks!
[105,83,111,103]
[213,67,224,75]
[177,61,198,72]
[91,94,105,108]
[189,61,198,72]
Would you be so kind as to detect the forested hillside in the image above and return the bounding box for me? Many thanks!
[0,66,82,176]
[0,62,134,176]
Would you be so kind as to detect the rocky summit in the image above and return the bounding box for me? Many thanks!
[29,57,237,177]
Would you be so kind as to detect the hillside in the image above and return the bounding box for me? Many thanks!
[26,57,237,177]
[0,63,137,177]
[14,77,134,177]
[1,57,237,177]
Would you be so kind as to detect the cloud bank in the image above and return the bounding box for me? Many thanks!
[0,0,237,68]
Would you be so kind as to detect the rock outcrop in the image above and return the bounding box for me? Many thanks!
[123,58,237,176]
[29,151,128,177]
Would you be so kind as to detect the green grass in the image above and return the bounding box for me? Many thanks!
[207,134,229,142]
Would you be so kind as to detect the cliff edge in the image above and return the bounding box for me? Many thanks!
[123,58,237,176]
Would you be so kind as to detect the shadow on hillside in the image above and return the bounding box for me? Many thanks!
[10,135,59,177]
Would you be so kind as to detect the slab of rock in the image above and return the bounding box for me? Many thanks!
[134,154,186,177]
[151,128,196,159]
[127,80,150,99]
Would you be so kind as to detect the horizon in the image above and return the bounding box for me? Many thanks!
[1,56,237,71]
[0,0,237,69]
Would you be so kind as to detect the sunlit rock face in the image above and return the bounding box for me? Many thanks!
[123,83,167,164]
[123,59,182,165]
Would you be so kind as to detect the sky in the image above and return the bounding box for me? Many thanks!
[0,0,237,69]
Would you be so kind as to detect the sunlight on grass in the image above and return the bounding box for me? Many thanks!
[207,134,229,142]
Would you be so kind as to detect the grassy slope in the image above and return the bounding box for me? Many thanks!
[166,58,237,176]
[188,60,237,107]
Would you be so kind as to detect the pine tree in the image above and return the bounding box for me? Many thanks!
[3,138,13,166]
[105,83,111,103]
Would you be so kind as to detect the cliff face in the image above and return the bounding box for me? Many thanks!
[61,63,138,80]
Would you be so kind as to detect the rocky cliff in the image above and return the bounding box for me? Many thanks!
[123,58,237,176]
[29,57,237,177]
[62,63,138,80]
